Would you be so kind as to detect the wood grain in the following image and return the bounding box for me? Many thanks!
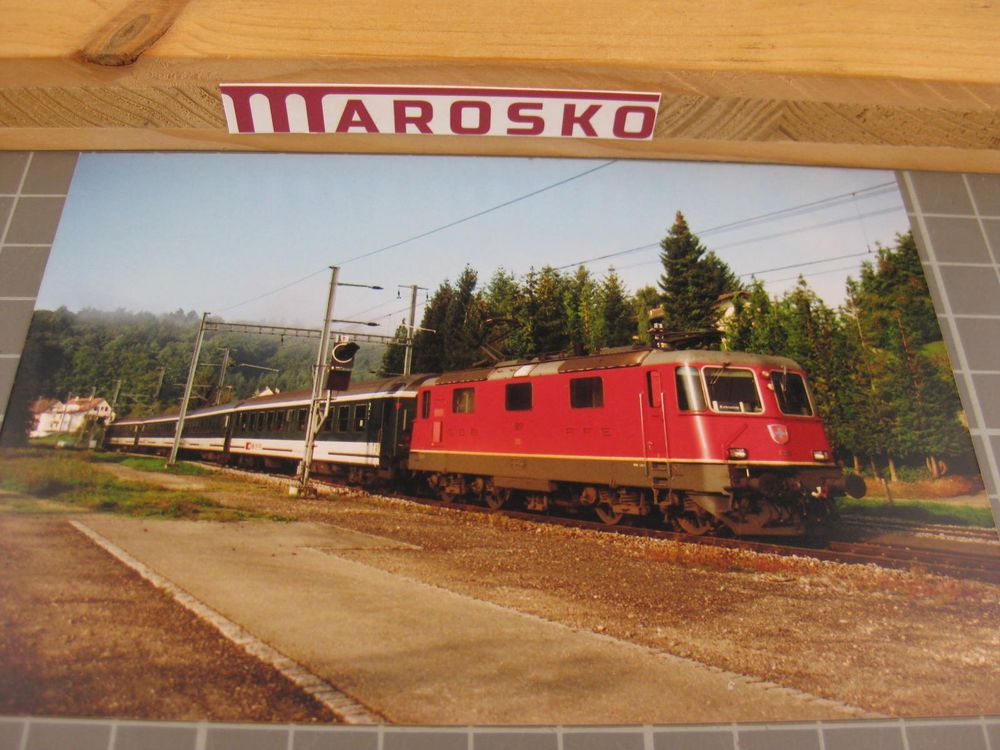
[1,1,999,170]
[80,0,191,67]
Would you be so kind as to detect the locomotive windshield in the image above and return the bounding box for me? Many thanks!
[770,371,814,416]
[703,367,763,413]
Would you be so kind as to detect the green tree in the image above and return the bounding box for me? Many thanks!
[723,280,787,354]
[441,266,485,370]
[380,324,409,376]
[658,211,740,335]
[594,268,635,349]
[632,285,661,346]
[411,280,454,373]
[562,266,597,355]
[481,268,530,359]
[523,266,570,356]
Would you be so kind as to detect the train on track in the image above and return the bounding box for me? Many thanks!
[106,346,865,536]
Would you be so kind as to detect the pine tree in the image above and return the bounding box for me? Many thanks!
[658,211,740,334]
[411,281,454,373]
[563,266,596,355]
[481,268,530,359]
[595,268,635,349]
[524,266,570,356]
[380,324,408,376]
[441,266,484,370]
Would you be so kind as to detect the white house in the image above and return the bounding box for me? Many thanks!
[31,397,116,438]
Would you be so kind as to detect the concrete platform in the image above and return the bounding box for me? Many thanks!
[77,516,865,725]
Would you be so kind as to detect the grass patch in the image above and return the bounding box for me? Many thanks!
[119,456,211,476]
[0,448,276,522]
[89,452,210,476]
[838,496,997,528]
[28,434,79,447]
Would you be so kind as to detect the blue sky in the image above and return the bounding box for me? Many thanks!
[41,152,909,336]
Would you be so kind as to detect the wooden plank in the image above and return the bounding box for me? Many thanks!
[1,1,999,170]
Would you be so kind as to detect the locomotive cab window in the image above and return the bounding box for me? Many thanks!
[770,371,814,416]
[505,382,532,411]
[569,377,603,409]
[452,387,476,414]
[703,367,763,413]
[675,366,706,411]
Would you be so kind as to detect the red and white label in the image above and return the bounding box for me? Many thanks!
[219,84,660,140]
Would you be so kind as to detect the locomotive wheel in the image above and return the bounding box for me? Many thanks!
[594,502,624,526]
[484,487,511,511]
[676,513,712,536]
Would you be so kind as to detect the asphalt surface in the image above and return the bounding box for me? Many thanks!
[79,516,867,725]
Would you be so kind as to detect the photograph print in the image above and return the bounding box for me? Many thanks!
[1,153,997,726]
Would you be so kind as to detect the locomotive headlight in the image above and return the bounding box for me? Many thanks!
[813,450,832,462]
[728,447,749,460]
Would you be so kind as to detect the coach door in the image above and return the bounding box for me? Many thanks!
[642,369,669,461]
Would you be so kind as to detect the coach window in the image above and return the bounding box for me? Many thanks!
[353,403,368,431]
[254,412,265,432]
[274,410,286,432]
[505,382,532,411]
[296,409,307,432]
[337,405,350,432]
[453,387,476,414]
[569,377,603,409]
[421,391,431,419]
[676,366,706,412]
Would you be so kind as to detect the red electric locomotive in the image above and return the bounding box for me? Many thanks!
[408,347,865,535]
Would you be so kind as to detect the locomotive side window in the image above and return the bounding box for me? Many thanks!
[675,366,706,411]
[569,377,603,409]
[703,367,763,413]
[505,382,532,411]
[453,387,476,414]
[771,371,814,416]
[420,391,431,419]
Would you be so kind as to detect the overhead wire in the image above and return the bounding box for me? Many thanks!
[611,207,897,275]
[334,160,618,266]
[216,160,617,315]
[555,182,897,272]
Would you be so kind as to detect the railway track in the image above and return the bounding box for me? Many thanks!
[839,514,998,544]
[377,492,1000,586]
[190,461,1000,585]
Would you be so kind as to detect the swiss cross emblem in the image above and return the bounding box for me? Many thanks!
[768,424,789,444]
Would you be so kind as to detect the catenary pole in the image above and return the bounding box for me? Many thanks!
[298,266,339,493]
[403,284,419,375]
[168,311,209,466]
[215,347,231,404]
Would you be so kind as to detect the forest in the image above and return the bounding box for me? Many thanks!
[3,212,976,482]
